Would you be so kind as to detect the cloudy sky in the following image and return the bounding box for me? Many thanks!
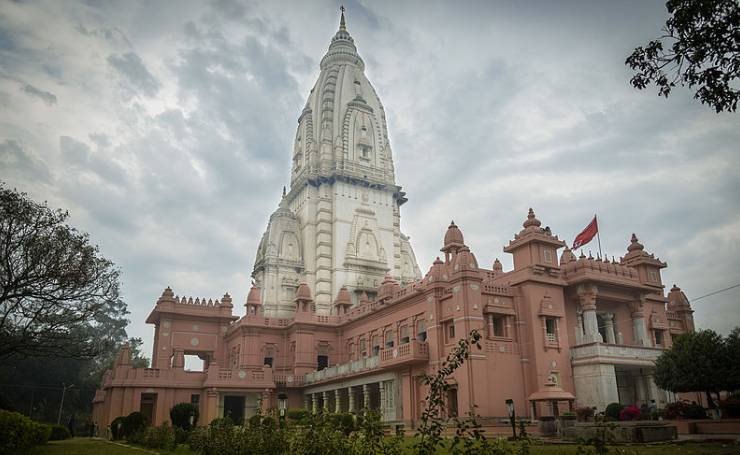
[2,0,739,359]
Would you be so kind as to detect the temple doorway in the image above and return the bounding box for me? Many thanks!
[140,393,157,424]
[446,387,458,418]
[223,396,245,424]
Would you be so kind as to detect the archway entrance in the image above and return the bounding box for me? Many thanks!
[223,396,245,424]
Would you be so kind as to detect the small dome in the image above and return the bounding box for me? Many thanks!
[295,282,313,301]
[377,274,401,301]
[424,257,447,283]
[627,233,644,252]
[523,208,542,228]
[246,284,261,306]
[443,220,465,250]
[334,286,352,307]
[667,284,692,311]
[451,245,479,272]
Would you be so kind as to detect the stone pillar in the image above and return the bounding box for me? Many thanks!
[578,285,602,343]
[362,384,370,410]
[311,393,318,414]
[487,314,495,338]
[261,390,271,413]
[603,313,616,344]
[645,373,661,406]
[322,391,329,412]
[379,382,386,419]
[304,394,310,410]
[348,387,356,413]
[634,373,647,405]
[334,389,341,413]
[631,296,649,347]
[575,311,584,345]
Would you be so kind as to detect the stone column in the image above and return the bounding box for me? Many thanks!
[334,389,341,413]
[578,285,602,343]
[362,384,370,410]
[322,391,329,412]
[645,373,661,406]
[348,386,356,413]
[634,373,647,405]
[631,296,649,346]
[379,382,386,419]
[487,314,495,338]
[311,393,318,414]
[304,394,310,410]
[575,311,584,344]
[603,313,616,344]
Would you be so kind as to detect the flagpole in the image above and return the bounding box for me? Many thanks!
[595,213,603,258]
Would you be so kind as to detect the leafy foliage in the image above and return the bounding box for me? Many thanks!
[414,329,482,455]
[604,403,623,421]
[625,0,740,112]
[653,329,732,407]
[170,402,199,431]
[0,183,122,361]
[661,400,708,419]
[618,405,641,421]
[48,424,71,440]
[0,409,50,454]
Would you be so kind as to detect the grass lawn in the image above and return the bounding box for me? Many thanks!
[31,438,195,455]
[29,437,739,454]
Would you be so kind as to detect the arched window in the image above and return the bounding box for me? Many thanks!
[371,335,380,356]
[417,319,427,342]
[385,329,395,349]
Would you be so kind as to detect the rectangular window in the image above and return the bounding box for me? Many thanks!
[371,336,380,356]
[444,320,456,344]
[654,330,664,346]
[492,316,506,337]
[385,330,395,348]
[417,320,427,342]
[359,338,367,357]
[263,357,273,367]
[317,355,329,370]
[400,325,410,344]
[545,318,557,343]
[191,394,200,405]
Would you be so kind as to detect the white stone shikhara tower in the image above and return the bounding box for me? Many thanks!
[253,10,421,317]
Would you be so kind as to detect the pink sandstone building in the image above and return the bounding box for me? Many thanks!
[92,11,696,429]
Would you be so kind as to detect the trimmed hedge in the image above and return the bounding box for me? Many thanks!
[604,402,623,421]
[48,424,72,441]
[0,409,51,455]
[170,402,199,431]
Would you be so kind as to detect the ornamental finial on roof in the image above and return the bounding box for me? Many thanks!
[340,5,346,31]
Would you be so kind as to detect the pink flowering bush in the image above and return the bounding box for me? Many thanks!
[619,405,641,421]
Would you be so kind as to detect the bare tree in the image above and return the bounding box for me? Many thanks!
[0,183,121,360]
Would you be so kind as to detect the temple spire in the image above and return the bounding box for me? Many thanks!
[340,5,346,31]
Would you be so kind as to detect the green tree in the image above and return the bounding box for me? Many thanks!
[625,0,740,113]
[726,327,740,393]
[0,183,121,360]
[653,329,728,408]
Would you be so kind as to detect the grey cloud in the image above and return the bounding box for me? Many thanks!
[19,82,56,105]
[59,136,127,187]
[0,140,51,183]
[107,52,161,97]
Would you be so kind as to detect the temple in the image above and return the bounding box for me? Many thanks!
[92,10,695,428]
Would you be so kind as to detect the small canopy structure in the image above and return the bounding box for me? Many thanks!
[527,386,576,418]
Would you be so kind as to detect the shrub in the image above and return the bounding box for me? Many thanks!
[576,406,595,421]
[170,402,199,431]
[0,410,50,455]
[286,408,309,423]
[719,397,740,418]
[619,405,641,421]
[48,424,71,440]
[327,412,356,436]
[248,414,262,427]
[123,411,147,438]
[142,422,176,450]
[662,401,708,420]
[604,402,623,421]
[684,403,708,419]
[110,416,126,440]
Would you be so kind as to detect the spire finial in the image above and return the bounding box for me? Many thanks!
[282,186,286,198]
[340,5,346,31]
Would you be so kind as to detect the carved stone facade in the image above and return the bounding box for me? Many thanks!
[92,10,696,431]
[253,10,420,317]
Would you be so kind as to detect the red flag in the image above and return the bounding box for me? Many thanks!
[573,216,598,250]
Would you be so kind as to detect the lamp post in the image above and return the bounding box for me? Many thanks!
[505,399,517,440]
[57,383,75,425]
